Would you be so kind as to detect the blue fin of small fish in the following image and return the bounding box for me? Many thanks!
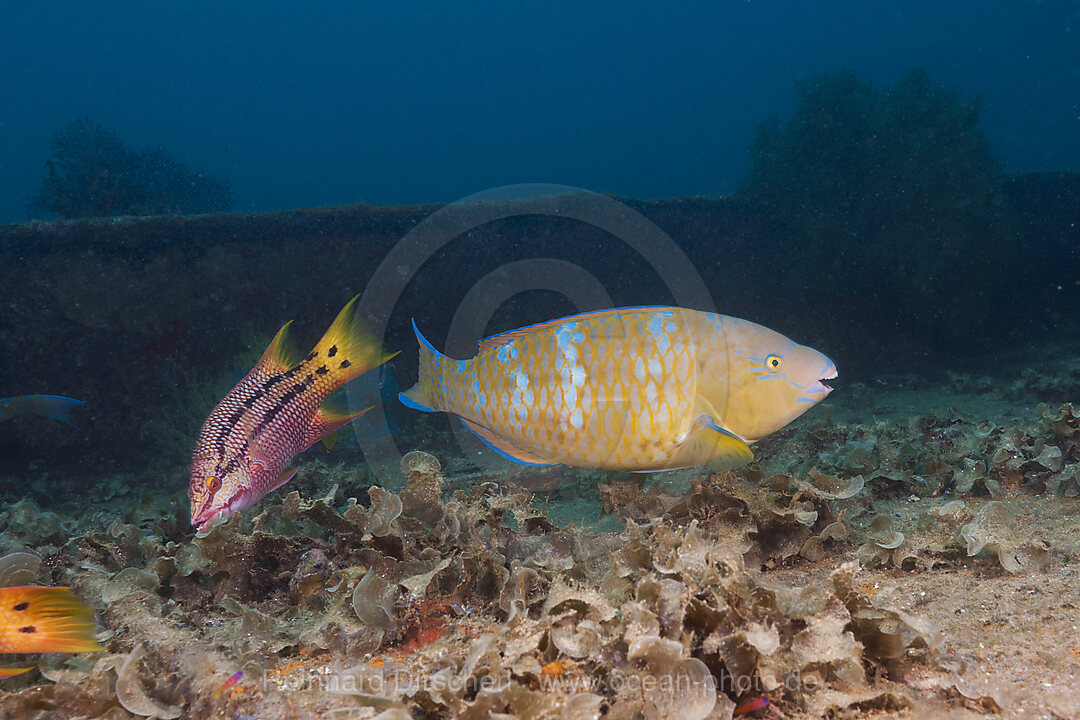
[0,395,84,428]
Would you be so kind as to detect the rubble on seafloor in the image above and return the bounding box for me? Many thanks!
[0,398,1078,719]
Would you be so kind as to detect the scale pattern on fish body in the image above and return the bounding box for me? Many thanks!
[401,306,836,471]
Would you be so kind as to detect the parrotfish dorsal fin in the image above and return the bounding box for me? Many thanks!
[255,320,302,374]
[460,418,555,466]
[476,306,673,354]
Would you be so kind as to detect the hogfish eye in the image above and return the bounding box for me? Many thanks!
[206,475,221,491]
[765,354,783,371]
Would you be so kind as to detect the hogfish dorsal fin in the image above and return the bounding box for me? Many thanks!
[460,418,555,466]
[255,320,303,374]
[476,306,673,354]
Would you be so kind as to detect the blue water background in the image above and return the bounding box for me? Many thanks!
[1,1,1077,223]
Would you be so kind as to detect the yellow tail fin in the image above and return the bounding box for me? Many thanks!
[0,586,103,655]
[311,295,397,386]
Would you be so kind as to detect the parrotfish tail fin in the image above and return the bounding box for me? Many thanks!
[301,399,371,452]
[399,319,444,413]
[0,586,103,654]
[0,667,34,679]
[312,295,398,387]
[26,396,84,428]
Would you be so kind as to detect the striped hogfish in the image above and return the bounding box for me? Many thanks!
[189,296,395,531]
[400,306,836,471]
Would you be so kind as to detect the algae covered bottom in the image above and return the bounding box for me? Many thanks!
[1,352,1079,719]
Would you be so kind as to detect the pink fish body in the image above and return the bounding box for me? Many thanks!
[189,296,394,530]
[401,307,835,471]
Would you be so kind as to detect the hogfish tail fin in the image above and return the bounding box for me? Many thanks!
[310,295,398,390]
[399,319,445,413]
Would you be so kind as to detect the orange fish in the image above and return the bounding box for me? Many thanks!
[0,586,103,679]
[189,296,395,531]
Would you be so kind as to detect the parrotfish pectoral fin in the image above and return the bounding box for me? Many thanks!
[0,667,33,679]
[400,319,444,413]
[300,402,371,452]
[460,418,555,466]
[270,467,299,492]
[671,416,753,469]
[0,586,103,655]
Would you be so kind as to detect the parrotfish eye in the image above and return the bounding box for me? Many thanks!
[765,354,783,372]
[206,475,221,492]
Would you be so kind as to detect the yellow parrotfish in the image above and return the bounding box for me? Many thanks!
[189,296,395,531]
[400,307,836,471]
[0,585,103,679]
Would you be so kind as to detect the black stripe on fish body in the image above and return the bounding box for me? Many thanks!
[261,375,286,390]
[251,373,317,438]
[242,388,267,408]
[211,401,247,455]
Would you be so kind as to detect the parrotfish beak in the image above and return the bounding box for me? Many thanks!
[809,359,838,397]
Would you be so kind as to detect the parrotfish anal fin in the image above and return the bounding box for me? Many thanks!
[270,467,298,492]
[672,415,753,468]
[476,306,673,354]
[459,418,555,466]
[255,320,303,375]
[301,402,371,451]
